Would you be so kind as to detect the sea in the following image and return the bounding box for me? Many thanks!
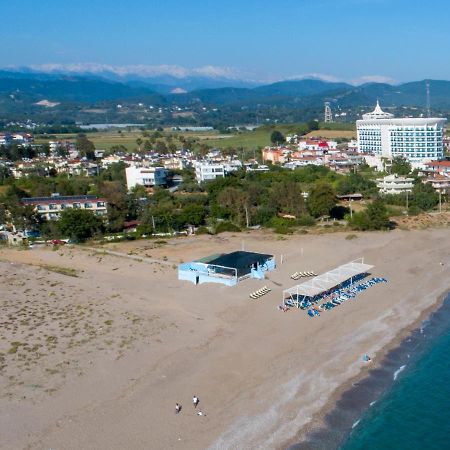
[288,294,450,450]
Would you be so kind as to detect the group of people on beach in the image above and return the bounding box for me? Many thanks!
[175,395,205,416]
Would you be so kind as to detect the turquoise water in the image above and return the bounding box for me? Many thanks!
[340,296,450,450]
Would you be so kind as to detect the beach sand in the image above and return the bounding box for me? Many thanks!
[0,228,449,450]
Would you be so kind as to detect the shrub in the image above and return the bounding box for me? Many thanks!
[349,199,390,231]
[195,226,210,235]
[215,221,241,234]
[270,217,294,234]
[297,214,315,226]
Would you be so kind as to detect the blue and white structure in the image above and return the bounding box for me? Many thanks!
[357,102,446,168]
[178,251,276,286]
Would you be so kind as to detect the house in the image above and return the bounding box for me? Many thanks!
[424,160,450,177]
[194,161,225,183]
[377,174,414,194]
[425,174,450,193]
[21,194,108,220]
[262,147,286,164]
[125,166,168,190]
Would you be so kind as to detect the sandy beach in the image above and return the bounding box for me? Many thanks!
[0,228,449,450]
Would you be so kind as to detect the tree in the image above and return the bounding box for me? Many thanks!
[57,209,102,241]
[307,183,337,218]
[412,181,439,211]
[98,181,128,232]
[336,173,377,196]
[155,140,168,154]
[365,198,390,229]
[136,138,143,152]
[350,199,390,230]
[76,134,95,160]
[217,187,249,225]
[270,130,285,145]
[0,165,11,184]
[391,156,412,175]
[269,181,305,217]
[179,204,206,227]
[307,119,319,131]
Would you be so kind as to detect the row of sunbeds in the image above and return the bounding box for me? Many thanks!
[306,277,387,317]
[249,286,271,299]
[290,271,317,280]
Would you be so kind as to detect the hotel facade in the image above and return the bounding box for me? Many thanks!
[357,102,446,168]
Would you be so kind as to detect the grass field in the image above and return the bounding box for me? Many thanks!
[304,130,357,139]
[34,122,357,152]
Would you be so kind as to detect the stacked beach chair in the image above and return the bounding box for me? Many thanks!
[249,286,271,299]
[290,271,317,280]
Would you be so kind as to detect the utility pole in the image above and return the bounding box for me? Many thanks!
[406,191,409,215]
[151,215,155,230]
[426,81,431,118]
[244,205,249,228]
[439,190,442,213]
[349,199,353,219]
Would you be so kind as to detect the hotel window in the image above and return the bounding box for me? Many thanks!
[97,201,105,207]
[49,203,57,210]
[84,202,93,208]
[37,205,46,211]
[60,204,66,210]
[73,202,81,209]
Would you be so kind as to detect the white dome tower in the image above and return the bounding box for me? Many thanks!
[362,101,394,120]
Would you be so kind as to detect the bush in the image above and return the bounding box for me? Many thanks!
[195,226,210,235]
[270,217,294,234]
[407,205,422,216]
[215,221,241,234]
[297,214,316,226]
[349,199,390,231]
[136,224,153,237]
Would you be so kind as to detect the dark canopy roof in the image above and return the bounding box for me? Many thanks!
[205,251,273,276]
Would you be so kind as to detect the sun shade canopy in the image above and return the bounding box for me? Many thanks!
[283,259,374,299]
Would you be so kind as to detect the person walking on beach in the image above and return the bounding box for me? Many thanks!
[175,403,181,414]
[192,395,199,408]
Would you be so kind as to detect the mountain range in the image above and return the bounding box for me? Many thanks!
[1,69,449,125]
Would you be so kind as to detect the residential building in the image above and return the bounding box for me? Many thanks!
[425,175,450,193]
[357,101,446,168]
[22,194,108,220]
[298,139,337,152]
[376,174,414,194]
[262,147,286,164]
[194,161,225,183]
[125,166,168,190]
[424,160,450,177]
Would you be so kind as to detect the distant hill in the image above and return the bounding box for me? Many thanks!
[0,70,449,125]
[0,72,164,103]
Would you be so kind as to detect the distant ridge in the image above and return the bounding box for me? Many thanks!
[0,69,449,125]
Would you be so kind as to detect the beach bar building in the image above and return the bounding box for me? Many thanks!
[283,259,373,307]
[178,251,276,286]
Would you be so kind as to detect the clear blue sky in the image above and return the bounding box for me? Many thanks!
[2,0,450,83]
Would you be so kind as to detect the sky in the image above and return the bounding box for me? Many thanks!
[2,0,450,84]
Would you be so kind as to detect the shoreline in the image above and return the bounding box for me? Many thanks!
[281,287,450,450]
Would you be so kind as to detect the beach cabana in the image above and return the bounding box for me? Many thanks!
[179,251,276,286]
[283,258,373,307]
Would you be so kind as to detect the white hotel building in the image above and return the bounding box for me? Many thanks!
[357,102,446,168]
